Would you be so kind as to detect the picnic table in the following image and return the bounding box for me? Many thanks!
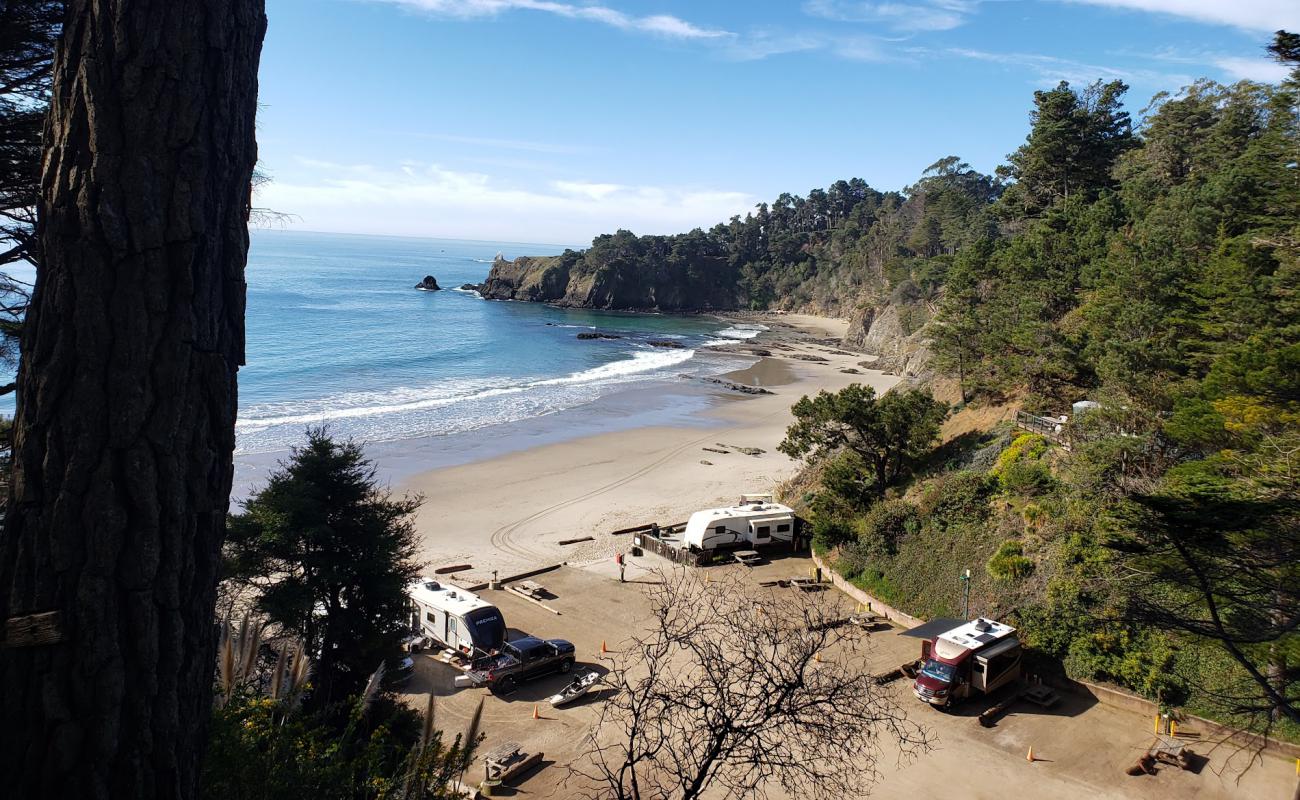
[510,580,547,600]
[733,550,762,566]
[482,739,544,785]
[1022,684,1060,708]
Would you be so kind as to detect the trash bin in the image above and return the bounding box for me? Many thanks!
[631,546,643,557]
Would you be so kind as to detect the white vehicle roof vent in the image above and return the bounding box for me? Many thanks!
[423,580,441,591]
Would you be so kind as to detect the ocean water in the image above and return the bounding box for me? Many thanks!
[234,230,761,456]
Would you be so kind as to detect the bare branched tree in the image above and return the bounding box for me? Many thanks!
[568,568,931,799]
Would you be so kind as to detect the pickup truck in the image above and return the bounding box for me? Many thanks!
[473,636,576,694]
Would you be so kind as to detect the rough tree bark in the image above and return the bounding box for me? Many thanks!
[0,1,265,798]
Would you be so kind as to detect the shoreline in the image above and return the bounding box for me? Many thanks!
[231,310,892,581]
[396,315,895,579]
[230,311,858,502]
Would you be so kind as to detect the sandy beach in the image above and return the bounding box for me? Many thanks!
[400,313,897,579]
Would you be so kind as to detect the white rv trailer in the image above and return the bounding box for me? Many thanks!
[680,494,796,551]
[407,578,507,656]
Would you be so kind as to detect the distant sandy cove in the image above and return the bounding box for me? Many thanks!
[400,313,900,581]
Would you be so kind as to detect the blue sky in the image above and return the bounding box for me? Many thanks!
[256,0,1297,245]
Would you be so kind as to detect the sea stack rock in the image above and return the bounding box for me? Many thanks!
[414,275,441,291]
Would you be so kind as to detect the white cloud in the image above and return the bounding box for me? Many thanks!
[1131,46,1293,84]
[1061,1,1300,32]
[552,180,624,200]
[946,47,1195,87]
[259,161,755,244]
[803,0,978,32]
[373,0,733,40]
[1212,56,1291,83]
[723,30,889,62]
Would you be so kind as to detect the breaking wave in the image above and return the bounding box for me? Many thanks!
[235,347,698,452]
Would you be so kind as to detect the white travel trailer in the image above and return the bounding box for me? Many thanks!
[680,494,796,551]
[407,578,507,656]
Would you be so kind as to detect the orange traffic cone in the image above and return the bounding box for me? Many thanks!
[532,704,540,720]
[814,651,822,663]
[1026,746,1035,763]
[600,640,609,654]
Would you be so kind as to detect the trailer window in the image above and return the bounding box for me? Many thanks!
[984,648,1020,679]
[714,525,726,534]
[425,611,436,624]
[776,523,791,533]
[755,526,770,538]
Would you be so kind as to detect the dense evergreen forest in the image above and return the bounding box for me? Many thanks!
[488,35,1300,736]
[798,50,1299,735]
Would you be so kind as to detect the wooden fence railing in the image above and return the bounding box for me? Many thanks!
[1014,411,1067,444]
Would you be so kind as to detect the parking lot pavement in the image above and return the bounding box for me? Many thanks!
[400,557,1296,799]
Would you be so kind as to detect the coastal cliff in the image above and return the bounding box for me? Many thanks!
[479,233,742,311]
[481,250,933,370]
[844,295,935,379]
[474,170,983,361]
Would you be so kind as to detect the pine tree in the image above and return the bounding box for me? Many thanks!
[226,428,423,705]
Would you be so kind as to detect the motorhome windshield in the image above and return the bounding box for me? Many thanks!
[464,607,506,651]
[920,659,957,684]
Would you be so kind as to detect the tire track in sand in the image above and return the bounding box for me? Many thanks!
[486,401,795,564]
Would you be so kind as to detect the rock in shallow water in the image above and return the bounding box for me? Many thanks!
[414,275,441,291]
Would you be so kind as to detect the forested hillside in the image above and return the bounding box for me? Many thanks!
[488,33,1300,736]
[795,38,1298,737]
[480,155,998,317]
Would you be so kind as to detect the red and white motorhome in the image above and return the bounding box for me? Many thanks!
[911,617,1022,709]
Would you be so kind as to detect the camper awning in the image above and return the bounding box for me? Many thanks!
[899,618,966,640]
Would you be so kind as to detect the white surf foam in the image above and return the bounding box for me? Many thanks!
[236,346,697,435]
[715,323,768,340]
[701,322,769,348]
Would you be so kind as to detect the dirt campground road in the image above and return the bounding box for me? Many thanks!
[399,555,1296,799]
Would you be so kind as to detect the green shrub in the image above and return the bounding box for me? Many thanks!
[919,471,993,529]
[821,451,878,511]
[202,690,478,800]
[858,499,920,557]
[992,433,1048,474]
[810,513,856,552]
[986,539,1035,581]
[999,459,1057,496]
[1062,626,1185,705]
[836,540,877,581]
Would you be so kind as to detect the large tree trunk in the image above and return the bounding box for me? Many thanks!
[0,2,265,797]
